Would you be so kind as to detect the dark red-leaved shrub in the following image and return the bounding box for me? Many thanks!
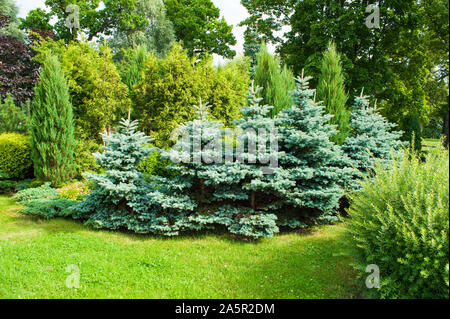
[0,15,48,106]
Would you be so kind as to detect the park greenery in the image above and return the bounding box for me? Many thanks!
[0,0,448,299]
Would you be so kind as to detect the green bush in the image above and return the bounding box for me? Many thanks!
[423,119,443,139]
[14,182,77,219]
[0,132,32,179]
[32,39,130,142]
[348,148,449,298]
[131,44,249,148]
[29,179,46,188]
[0,180,16,194]
[0,94,29,134]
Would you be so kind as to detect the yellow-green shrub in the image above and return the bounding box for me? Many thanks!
[0,133,32,179]
[74,139,102,178]
[32,39,130,142]
[348,148,449,298]
[137,149,176,178]
[131,44,250,148]
[58,181,91,201]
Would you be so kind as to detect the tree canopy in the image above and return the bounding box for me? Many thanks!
[20,0,148,42]
[241,0,449,141]
[0,0,24,39]
[107,0,176,59]
[165,0,237,59]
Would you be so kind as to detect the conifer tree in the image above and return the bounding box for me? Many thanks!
[406,112,423,151]
[231,83,284,210]
[157,98,224,207]
[74,118,157,232]
[243,24,260,78]
[254,44,295,117]
[148,99,233,235]
[316,42,350,145]
[30,55,75,186]
[153,97,280,238]
[342,93,406,176]
[275,73,355,223]
[74,100,279,238]
[120,45,149,91]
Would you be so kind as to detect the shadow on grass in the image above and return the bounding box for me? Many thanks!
[231,226,365,299]
[3,195,344,246]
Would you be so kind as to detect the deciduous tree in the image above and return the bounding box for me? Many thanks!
[165,0,236,59]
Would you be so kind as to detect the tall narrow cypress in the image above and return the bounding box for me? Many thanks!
[31,54,76,186]
[316,42,350,145]
[254,44,296,117]
[407,112,423,151]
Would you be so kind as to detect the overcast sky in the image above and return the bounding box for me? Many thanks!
[14,0,257,65]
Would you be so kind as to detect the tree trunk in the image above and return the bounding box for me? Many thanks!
[251,191,256,209]
[200,179,205,197]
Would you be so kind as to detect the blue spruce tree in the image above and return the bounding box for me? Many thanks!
[230,83,286,210]
[73,118,158,232]
[150,99,222,219]
[216,83,282,237]
[342,93,406,178]
[152,97,279,238]
[274,73,355,226]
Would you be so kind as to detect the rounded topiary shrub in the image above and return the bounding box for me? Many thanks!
[0,133,33,179]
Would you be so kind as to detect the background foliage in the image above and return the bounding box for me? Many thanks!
[131,44,250,148]
[165,0,236,59]
[0,94,29,134]
[33,39,130,142]
[241,0,449,146]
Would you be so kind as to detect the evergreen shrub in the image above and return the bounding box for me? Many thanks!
[0,132,32,179]
[74,139,102,178]
[274,74,356,221]
[13,182,58,203]
[0,94,29,134]
[138,148,175,178]
[73,119,157,230]
[20,198,78,219]
[342,94,406,179]
[30,54,76,186]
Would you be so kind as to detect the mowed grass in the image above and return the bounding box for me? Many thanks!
[423,138,442,150]
[0,196,362,299]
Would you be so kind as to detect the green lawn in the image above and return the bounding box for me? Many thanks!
[0,196,362,299]
[423,138,442,150]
